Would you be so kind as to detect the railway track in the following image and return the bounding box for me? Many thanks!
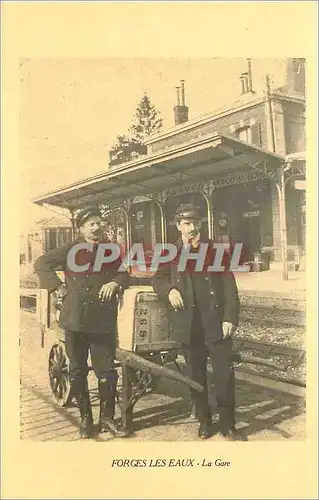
[240,305,305,327]
[235,296,306,389]
[239,292,306,327]
[233,337,305,365]
[232,337,306,389]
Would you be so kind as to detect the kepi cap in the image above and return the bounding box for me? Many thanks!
[174,203,201,222]
[75,206,102,228]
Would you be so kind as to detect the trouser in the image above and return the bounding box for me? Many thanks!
[182,313,235,433]
[65,330,118,422]
[64,329,117,383]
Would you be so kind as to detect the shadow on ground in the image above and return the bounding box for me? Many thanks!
[21,363,305,441]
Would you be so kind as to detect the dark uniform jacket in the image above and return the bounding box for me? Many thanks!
[151,238,240,347]
[34,237,130,334]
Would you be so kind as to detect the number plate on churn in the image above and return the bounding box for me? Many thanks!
[117,287,179,353]
[135,293,169,342]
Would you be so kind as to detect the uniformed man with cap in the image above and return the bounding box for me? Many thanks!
[34,206,130,438]
[152,203,246,440]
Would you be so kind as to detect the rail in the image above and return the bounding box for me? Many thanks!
[233,337,305,364]
[232,337,306,388]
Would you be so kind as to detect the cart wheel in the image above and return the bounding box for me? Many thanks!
[48,342,72,407]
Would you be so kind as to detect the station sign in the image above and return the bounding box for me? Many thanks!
[243,210,260,218]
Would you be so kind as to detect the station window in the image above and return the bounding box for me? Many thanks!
[130,201,162,248]
[57,228,72,247]
[235,126,252,144]
[233,123,263,147]
[45,229,58,252]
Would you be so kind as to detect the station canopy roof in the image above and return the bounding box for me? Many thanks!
[33,133,285,211]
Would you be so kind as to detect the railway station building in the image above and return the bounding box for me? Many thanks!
[33,58,306,277]
[140,58,306,269]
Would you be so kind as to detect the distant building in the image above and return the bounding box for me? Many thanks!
[20,234,28,265]
[21,215,73,265]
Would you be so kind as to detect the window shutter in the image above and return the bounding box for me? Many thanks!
[251,123,263,147]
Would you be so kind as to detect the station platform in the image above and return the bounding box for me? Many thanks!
[20,269,306,301]
[235,269,306,300]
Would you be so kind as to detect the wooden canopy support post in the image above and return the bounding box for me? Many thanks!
[275,165,289,281]
[68,210,77,242]
[123,201,132,250]
[151,198,167,245]
[157,201,167,244]
[150,202,157,248]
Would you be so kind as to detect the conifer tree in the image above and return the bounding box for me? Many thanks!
[109,94,163,167]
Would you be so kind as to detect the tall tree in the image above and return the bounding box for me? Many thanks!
[108,94,163,167]
[130,93,163,143]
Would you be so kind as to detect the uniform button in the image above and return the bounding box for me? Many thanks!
[85,287,90,291]
[192,304,195,308]
[205,277,209,281]
[215,304,219,308]
[210,291,215,295]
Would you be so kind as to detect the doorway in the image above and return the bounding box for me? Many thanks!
[241,214,261,260]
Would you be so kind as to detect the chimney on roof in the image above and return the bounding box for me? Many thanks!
[240,59,255,95]
[247,59,253,92]
[240,73,248,94]
[180,80,186,106]
[176,86,181,106]
[174,79,189,125]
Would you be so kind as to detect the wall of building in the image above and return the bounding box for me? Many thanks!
[282,101,306,154]
[271,100,286,155]
[286,186,300,247]
[264,181,304,263]
[259,183,274,248]
[283,58,306,96]
[263,96,305,262]
[149,102,269,154]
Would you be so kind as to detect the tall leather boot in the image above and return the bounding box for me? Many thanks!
[98,378,130,438]
[195,400,213,439]
[72,378,94,438]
